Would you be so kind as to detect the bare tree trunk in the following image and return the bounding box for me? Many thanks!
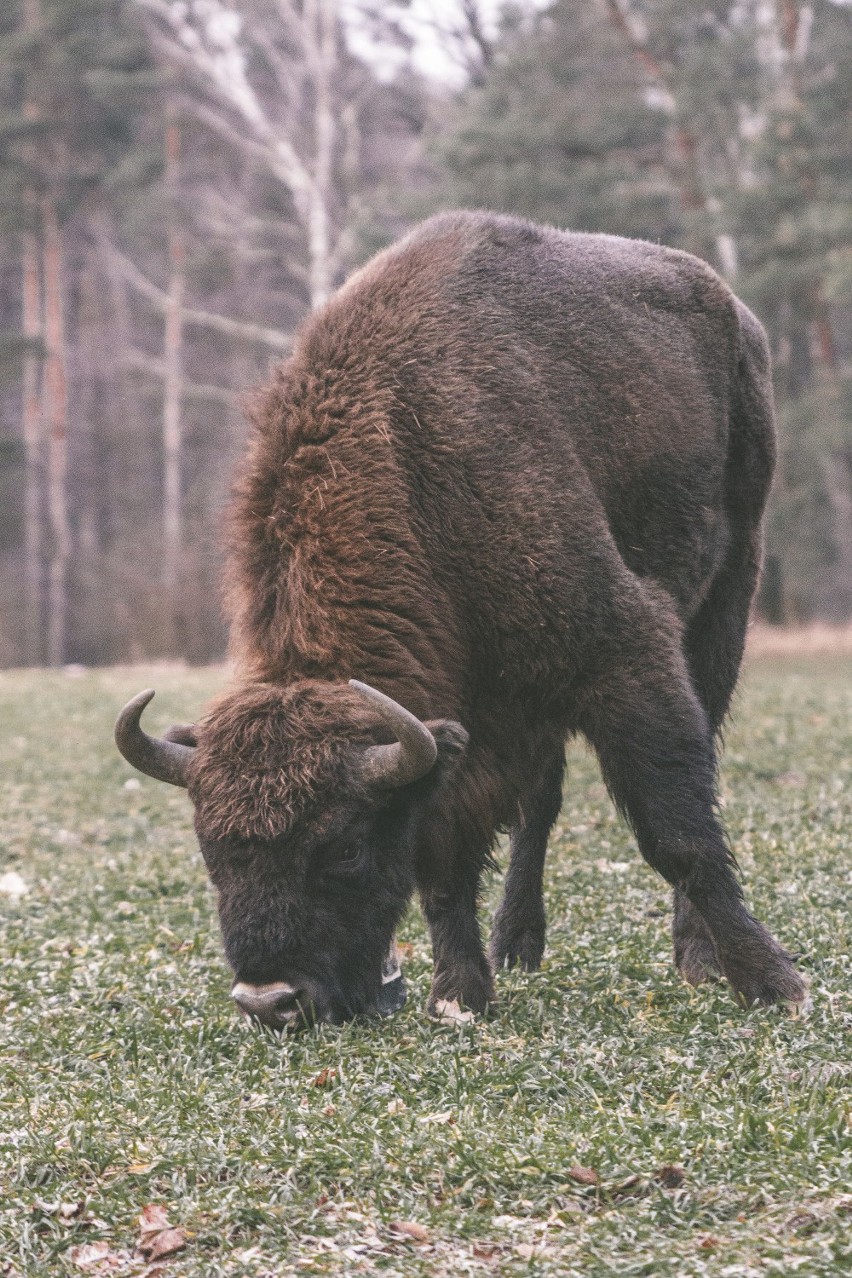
[305,0,336,309]
[21,0,44,663]
[162,113,186,645]
[42,196,71,667]
[137,0,351,313]
[22,225,45,665]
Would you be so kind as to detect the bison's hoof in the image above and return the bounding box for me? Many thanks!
[489,926,545,973]
[428,964,495,1017]
[722,952,810,1012]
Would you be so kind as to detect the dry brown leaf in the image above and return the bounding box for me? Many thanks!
[388,1220,429,1243]
[397,942,414,958]
[137,1204,187,1262]
[138,1204,170,1235]
[655,1165,686,1189]
[142,1229,187,1262]
[567,1165,599,1185]
[310,1067,338,1088]
[698,1235,720,1250]
[68,1242,123,1271]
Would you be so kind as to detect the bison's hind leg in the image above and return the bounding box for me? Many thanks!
[578,593,807,1011]
[489,750,565,973]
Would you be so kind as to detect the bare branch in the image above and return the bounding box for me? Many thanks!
[101,240,291,349]
[124,348,239,405]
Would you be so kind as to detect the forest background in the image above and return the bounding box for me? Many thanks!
[0,0,850,668]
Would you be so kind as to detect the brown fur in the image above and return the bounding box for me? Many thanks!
[183,211,805,1019]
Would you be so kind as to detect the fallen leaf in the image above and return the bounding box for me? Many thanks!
[68,1243,123,1271]
[388,1220,429,1243]
[138,1204,170,1236]
[310,1067,337,1088]
[142,1229,186,1262]
[137,1204,187,1262]
[567,1165,599,1185]
[698,1235,720,1250]
[397,942,414,958]
[655,1165,686,1188]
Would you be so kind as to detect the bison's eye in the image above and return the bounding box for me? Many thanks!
[319,839,367,877]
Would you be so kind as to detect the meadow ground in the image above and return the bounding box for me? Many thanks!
[0,654,850,1277]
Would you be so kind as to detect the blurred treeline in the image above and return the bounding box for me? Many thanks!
[0,1,850,667]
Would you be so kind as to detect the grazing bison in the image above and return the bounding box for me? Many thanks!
[116,210,807,1029]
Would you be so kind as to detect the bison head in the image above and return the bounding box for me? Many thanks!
[115,679,467,1029]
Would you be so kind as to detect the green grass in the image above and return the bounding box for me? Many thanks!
[1,658,850,1276]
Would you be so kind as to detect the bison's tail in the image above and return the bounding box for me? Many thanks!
[725,300,777,533]
[681,303,777,736]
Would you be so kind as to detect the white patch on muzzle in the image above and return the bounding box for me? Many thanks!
[231,981,304,1028]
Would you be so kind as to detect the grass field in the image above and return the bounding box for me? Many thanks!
[1,657,850,1276]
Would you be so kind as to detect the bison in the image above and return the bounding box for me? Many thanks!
[116,210,807,1030]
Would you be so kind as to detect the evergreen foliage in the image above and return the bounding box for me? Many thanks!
[432,0,852,620]
[0,1,849,665]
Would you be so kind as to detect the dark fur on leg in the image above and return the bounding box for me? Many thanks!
[673,888,720,985]
[580,611,806,1009]
[490,751,565,972]
[422,883,495,1014]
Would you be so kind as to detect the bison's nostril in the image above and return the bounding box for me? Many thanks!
[231,981,307,1026]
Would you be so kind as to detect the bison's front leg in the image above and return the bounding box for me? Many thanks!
[578,621,808,1009]
[421,867,495,1015]
[490,750,565,972]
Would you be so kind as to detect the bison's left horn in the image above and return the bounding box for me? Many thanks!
[349,680,438,789]
[115,689,194,788]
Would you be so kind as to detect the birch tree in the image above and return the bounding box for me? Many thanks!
[162,108,186,639]
[136,0,362,310]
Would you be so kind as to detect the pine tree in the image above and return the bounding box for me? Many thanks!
[0,0,154,663]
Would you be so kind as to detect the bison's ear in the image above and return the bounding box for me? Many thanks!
[425,720,469,777]
[163,723,199,748]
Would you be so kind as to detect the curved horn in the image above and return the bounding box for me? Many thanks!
[348,680,438,789]
[115,689,195,788]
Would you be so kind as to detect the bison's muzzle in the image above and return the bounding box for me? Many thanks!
[232,980,317,1030]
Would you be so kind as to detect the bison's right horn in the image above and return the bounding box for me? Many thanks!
[349,680,438,789]
[115,689,195,788]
